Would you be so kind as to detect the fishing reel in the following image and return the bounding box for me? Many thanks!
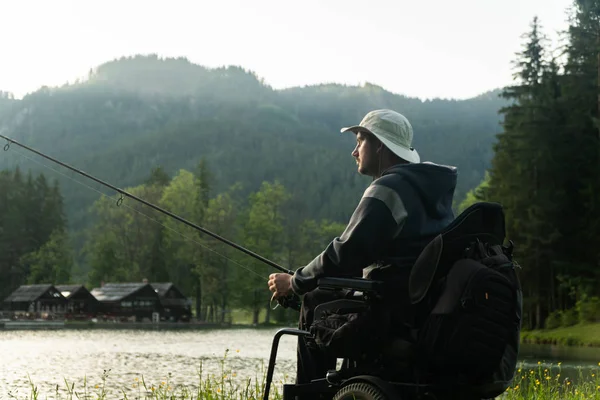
[271,292,302,311]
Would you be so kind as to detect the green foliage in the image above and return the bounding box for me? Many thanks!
[78,160,344,323]
[560,309,579,328]
[482,4,600,329]
[23,229,73,285]
[145,166,171,187]
[159,168,200,290]
[522,322,600,347]
[242,181,291,324]
[576,297,600,324]
[2,0,599,331]
[200,184,245,322]
[543,298,600,329]
[12,358,600,399]
[544,311,561,330]
[84,181,167,287]
[14,351,285,399]
[485,16,564,330]
[504,362,600,399]
[0,53,507,273]
[0,167,72,298]
[457,171,491,213]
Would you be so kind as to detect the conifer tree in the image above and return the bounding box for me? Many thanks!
[561,0,600,300]
[486,17,560,328]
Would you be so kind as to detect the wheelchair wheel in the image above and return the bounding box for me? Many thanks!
[333,382,389,400]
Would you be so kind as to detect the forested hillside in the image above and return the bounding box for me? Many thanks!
[1,0,598,331]
[0,54,507,321]
[0,55,505,233]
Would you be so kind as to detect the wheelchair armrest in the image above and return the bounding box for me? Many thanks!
[317,277,384,294]
[314,299,368,322]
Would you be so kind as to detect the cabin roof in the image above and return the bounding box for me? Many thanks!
[55,285,85,299]
[150,283,174,297]
[3,284,62,303]
[90,283,149,302]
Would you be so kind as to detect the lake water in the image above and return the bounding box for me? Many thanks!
[0,327,599,399]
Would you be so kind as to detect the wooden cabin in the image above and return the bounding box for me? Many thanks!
[151,282,192,322]
[2,284,68,317]
[55,285,99,318]
[91,283,162,321]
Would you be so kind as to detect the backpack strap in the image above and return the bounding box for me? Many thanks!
[408,234,443,305]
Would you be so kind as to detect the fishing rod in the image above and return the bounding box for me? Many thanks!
[0,133,301,309]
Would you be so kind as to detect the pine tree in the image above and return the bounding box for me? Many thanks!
[144,165,171,187]
[561,0,600,301]
[486,17,563,328]
[0,168,71,297]
[192,158,213,321]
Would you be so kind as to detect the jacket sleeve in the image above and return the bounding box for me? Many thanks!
[291,181,408,295]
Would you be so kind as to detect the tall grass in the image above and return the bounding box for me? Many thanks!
[504,362,600,400]
[7,357,600,399]
[7,350,287,400]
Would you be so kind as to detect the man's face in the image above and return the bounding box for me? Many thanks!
[352,131,378,176]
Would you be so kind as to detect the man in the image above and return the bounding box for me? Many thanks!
[268,109,457,384]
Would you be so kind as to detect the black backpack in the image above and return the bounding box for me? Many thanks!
[408,202,523,398]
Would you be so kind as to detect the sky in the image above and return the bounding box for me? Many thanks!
[0,0,574,101]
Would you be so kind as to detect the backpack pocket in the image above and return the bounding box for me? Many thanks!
[416,259,517,381]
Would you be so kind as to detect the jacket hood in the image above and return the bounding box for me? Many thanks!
[382,162,457,219]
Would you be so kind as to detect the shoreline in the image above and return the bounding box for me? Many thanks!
[521,322,600,347]
[3,319,600,349]
[0,319,291,331]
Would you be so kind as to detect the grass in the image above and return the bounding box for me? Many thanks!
[521,323,600,347]
[7,356,600,400]
[229,309,268,325]
[8,349,288,400]
[504,362,600,400]
[185,307,295,327]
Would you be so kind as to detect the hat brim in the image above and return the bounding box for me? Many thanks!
[341,126,420,164]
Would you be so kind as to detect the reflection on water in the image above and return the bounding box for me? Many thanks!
[516,343,600,386]
[0,328,298,398]
[1,328,599,398]
[519,343,600,369]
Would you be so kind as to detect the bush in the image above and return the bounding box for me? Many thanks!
[560,308,578,327]
[576,296,600,323]
[544,310,561,329]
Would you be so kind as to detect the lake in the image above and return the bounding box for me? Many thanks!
[0,327,599,399]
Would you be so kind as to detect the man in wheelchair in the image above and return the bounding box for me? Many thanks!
[268,109,458,380]
[267,109,522,400]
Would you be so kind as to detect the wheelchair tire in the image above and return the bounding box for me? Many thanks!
[333,382,389,400]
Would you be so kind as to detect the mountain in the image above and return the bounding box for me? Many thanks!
[0,55,507,250]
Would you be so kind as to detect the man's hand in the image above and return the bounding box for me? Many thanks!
[268,273,293,299]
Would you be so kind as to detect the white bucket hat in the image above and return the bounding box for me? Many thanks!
[341,109,420,164]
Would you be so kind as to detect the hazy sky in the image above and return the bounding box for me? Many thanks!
[0,0,573,100]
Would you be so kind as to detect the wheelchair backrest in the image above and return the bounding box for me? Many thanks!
[408,201,506,305]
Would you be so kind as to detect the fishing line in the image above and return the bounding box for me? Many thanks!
[0,134,291,275]
[1,133,300,309]
[6,146,266,280]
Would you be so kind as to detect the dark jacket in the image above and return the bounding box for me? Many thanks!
[291,162,458,295]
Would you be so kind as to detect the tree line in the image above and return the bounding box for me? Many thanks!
[2,0,598,331]
[460,0,600,330]
[0,162,345,324]
[0,51,507,268]
[0,167,72,301]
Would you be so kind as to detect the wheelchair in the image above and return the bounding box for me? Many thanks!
[262,202,519,400]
